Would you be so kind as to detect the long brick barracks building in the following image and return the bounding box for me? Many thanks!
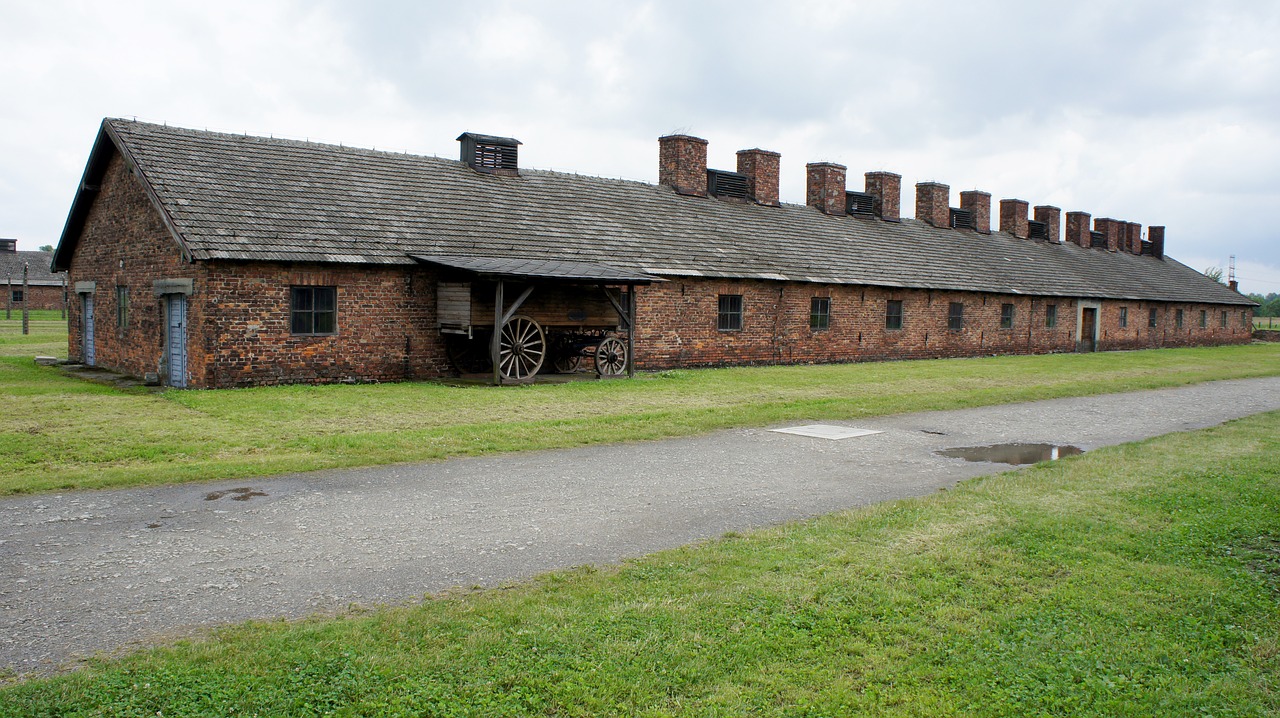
[52,119,1254,388]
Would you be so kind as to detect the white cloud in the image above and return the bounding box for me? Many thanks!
[1,0,1276,293]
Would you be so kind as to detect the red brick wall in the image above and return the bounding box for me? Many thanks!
[200,262,448,388]
[6,284,64,311]
[633,278,1250,370]
[66,152,203,382]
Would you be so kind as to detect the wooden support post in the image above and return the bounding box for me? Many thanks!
[627,285,636,378]
[5,272,10,320]
[491,280,504,385]
[61,274,67,320]
[22,263,29,335]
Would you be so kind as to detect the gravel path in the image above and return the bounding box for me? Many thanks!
[4,377,1280,677]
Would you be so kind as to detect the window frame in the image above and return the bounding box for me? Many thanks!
[1119,306,1128,329]
[717,293,743,332]
[809,296,830,331]
[947,302,964,331]
[1220,310,1227,328]
[1199,309,1207,329]
[999,303,1014,330]
[1148,307,1158,328]
[116,285,129,333]
[1045,303,1057,329]
[1175,309,1184,329]
[885,299,903,330]
[290,286,338,336]
[10,289,23,303]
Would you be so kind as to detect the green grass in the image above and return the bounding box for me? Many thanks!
[4,411,1278,716]
[2,313,1279,495]
[1256,316,1280,330]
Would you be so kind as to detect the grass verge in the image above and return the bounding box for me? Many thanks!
[2,314,1279,495]
[4,411,1278,715]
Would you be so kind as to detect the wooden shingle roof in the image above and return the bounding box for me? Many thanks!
[55,119,1253,306]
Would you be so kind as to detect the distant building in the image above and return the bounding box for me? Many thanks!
[1,240,65,311]
[52,119,1254,388]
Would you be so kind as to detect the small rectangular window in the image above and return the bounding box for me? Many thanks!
[718,294,743,331]
[1119,306,1128,328]
[1149,307,1158,328]
[10,290,23,303]
[1045,304,1057,328]
[1199,310,1207,328]
[291,286,337,335]
[1176,309,1184,329]
[116,285,129,331]
[885,299,903,330]
[947,302,964,331]
[810,297,830,331]
[1220,310,1227,328]
[1000,303,1014,329]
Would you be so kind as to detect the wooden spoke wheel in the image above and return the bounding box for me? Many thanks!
[498,315,546,380]
[594,336,628,377]
[444,331,492,375]
[553,354,582,374]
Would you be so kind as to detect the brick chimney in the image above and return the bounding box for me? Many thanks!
[1094,218,1122,252]
[736,148,781,207]
[960,191,991,234]
[1034,206,1061,243]
[1066,211,1092,248]
[658,134,708,197]
[806,163,847,216]
[1124,222,1142,254]
[864,171,901,221]
[999,199,1030,238]
[915,182,950,227]
[1148,226,1165,259]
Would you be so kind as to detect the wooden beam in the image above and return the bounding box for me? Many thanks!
[627,285,636,378]
[499,285,535,326]
[600,286,630,329]
[491,280,503,385]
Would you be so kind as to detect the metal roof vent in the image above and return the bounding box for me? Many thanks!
[1089,230,1106,248]
[1027,220,1048,240]
[706,169,750,200]
[846,191,875,216]
[949,207,974,230]
[457,132,521,176]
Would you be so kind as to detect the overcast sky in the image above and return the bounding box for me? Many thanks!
[2,0,1277,294]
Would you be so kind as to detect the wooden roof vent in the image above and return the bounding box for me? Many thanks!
[457,132,521,176]
[706,169,750,200]
[846,191,875,216]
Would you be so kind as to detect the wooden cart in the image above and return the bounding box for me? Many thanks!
[422,256,656,383]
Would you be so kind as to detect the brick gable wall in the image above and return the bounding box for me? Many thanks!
[66,152,205,383]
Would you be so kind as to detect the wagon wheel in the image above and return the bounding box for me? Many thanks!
[549,333,582,374]
[553,354,582,374]
[594,336,628,377]
[498,315,546,380]
[444,331,492,375]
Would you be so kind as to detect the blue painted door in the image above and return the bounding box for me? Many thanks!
[82,294,95,366]
[166,294,187,388]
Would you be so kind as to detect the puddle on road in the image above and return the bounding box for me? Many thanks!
[935,443,1084,465]
[204,487,268,502]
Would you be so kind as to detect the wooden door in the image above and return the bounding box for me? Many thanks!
[166,294,187,388]
[1080,307,1097,352]
[82,294,95,366]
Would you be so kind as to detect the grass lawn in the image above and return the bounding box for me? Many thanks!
[3,410,1278,715]
[1256,316,1280,330]
[2,312,1279,495]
